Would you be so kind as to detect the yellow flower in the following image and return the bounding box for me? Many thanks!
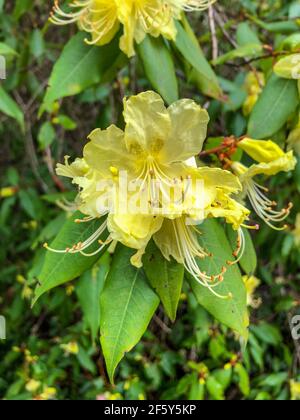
[51,91,248,296]
[243,71,265,116]
[26,379,41,393]
[231,137,296,230]
[293,214,300,247]
[50,0,215,57]
[39,387,57,400]
[60,341,79,355]
[243,275,261,308]
[290,380,300,400]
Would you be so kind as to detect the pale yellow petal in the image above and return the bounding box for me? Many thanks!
[238,138,285,163]
[243,151,296,179]
[108,213,163,250]
[159,99,209,163]
[153,219,184,263]
[83,125,139,177]
[123,91,171,155]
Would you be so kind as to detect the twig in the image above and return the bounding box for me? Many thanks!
[153,314,172,334]
[208,5,218,61]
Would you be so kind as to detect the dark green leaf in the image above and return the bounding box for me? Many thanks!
[34,212,106,303]
[137,36,178,105]
[248,74,299,139]
[100,245,159,383]
[143,241,184,321]
[40,32,121,115]
[187,220,249,339]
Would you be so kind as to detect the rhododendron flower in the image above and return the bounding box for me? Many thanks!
[50,0,216,56]
[46,91,249,297]
[231,138,296,230]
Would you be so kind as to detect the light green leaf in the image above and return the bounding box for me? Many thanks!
[76,253,111,341]
[248,74,299,139]
[37,121,56,150]
[137,35,179,105]
[236,22,261,46]
[34,212,106,304]
[0,86,24,130]
[100,245,159,383]
[0,42,17,56]
[187,219,249,339]
[174,20,222,99]
[143,241,184,322]
[40,32,120,115]
[234,363,250,396]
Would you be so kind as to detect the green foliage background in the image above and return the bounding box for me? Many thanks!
[0,0,300,400]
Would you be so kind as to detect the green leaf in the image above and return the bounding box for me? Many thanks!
[248,74,299,139]
[33,212,106,304]
[206,376,224,400]
[40,32,120,115]
[226,227,257,275]
[251,322,282,346]
[76,253,110,341]
[137,36,179,105]
[143,241,184,322]
[37,121,56,150]
[187,219,249,339]
[174,20,222,100]
[234,363,250,396]
[100,245,159,383]
[0,86,24,130]
[0,42,17,56]
[236,22,261,46]
[29,29,45,58]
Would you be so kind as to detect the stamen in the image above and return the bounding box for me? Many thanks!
[43,218,109,255]
[171,219,233,299]
[245,180,292,230]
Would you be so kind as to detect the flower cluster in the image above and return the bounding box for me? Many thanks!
[50,0,216,56]
[47,91,251,298]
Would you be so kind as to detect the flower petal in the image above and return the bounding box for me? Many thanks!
[123,91,171,155]
[159,99,209,163]
[108,212,163,250]
[238,138,285,163]
[84,125,139,177]
[243,151,296,179]
[153,219,184,263]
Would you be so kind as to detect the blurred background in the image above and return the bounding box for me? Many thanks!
[0,0,300,400]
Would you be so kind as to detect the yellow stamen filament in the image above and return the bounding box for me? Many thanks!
[50,0,215,47]
[43,218,110,256]
[245,180,292,231]
[171,218,232,299]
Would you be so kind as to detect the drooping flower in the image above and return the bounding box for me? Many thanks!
[47,91,249,297]
[50,0,216,56]
[231,137,296,230]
